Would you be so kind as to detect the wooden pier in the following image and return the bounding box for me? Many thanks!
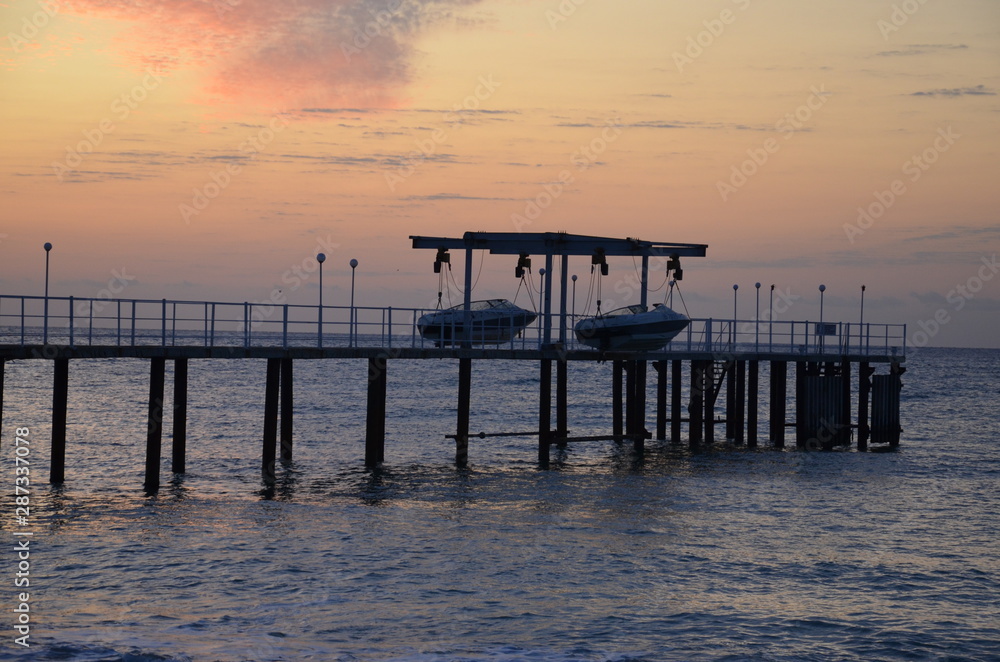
[0,232,907,490]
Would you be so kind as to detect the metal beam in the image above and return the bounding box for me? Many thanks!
[411,232,707,258]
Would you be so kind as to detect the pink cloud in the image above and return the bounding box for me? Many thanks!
[59,0,484,109]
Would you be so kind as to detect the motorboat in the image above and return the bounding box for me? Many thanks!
[574,303,689,351]
[418,299,537,345]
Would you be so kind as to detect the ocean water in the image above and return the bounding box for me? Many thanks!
[0,347,998,661]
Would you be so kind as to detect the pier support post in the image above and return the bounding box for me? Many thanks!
[726,360,736,441]
[735,360,746,444]
[145,357,166,491]
[634,360,647,454]
[262,358,280,482]
[747,360,759,448]
[366,356,387,468]
[872,362,905,448]
[841,358,852,449]
[889,362,904,448]
[612,360,623,439]
[556,359,568,447]
[770,361,787,448]
[795,361,807,448]
[858,362,873,451]
[671,360,682,443]
[624,361,636,438]
[704,361,716,444]
[50,358,69,484]
[689,360,705,448]
[172,358,188,474]
[280,357,293,461]
[539,359,552,467]
[655,361,667,441]
[456,357,472,467]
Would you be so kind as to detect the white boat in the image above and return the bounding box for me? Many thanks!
[418,299,537,346]
[574,303,689,351]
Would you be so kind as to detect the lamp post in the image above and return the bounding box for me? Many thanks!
[43,242,52,344]
[769,284,774,350]
[316,253,326,348]
[755,282,761,351]
[349,258,358,347]
[859,284,866,353]
[732,283,739,347]
[819,284,826,353]
[571,274,577,322]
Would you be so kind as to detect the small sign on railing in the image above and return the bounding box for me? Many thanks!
[815,322,837,337]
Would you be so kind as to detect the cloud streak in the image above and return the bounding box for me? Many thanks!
[59,0,485,109]
[910,85,996,97]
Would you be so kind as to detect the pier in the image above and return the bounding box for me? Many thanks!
[0,232,906,490]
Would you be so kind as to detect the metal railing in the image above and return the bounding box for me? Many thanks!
[0,295,906,357]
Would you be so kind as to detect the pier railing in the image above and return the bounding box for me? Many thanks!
[0,295,906,357]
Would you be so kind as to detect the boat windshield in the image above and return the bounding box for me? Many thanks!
[601,305,647,317]
[448,299,520,311]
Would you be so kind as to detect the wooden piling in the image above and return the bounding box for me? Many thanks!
[50,358,69,484]
[634,360,647,454]
[280,357,293,461]
[671,360,682,443]
[871,363,904,447]
[858,361,872,451]
[365,356,387,468]
[456,357,472,466]
[726,360,736,441]
[539,359,552,466]
[262,357,280,481]
[770,361,787,449]
[172,358,188,474]
[624,360,636,438]
[735,360,746,444]
[794,361,806,448]
[144,357,165,491]
[612,360,623,439]
[689,360,705,448]
[704,361,716,444]
[747,360,758,447]
[556,359,568,447]
[841,358,851,449]
[655,361,667,441]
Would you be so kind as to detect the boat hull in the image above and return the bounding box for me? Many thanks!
[418,300,536,346]
[575,305,689,351]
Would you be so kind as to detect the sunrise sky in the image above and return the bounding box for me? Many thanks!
[1,0,998,347]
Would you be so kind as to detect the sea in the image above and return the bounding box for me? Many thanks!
[0,345,997,661]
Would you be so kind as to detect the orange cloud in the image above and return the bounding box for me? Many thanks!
[59,0,484,109]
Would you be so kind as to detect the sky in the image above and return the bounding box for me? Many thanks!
[1,0,998,348]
